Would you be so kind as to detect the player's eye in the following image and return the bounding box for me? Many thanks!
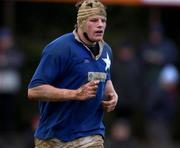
[90,18,98,22]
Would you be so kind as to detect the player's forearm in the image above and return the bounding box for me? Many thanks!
[28,84,78,102]
[105,80,118,98]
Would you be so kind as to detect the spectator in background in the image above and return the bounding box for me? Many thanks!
[140,23,177,123]
[140,24,179,148]
[105,119,139,148]
[112,42,142,119]
[0,27,24,133]
[145,64,179,148]
[111,42,142,147]
[140,24,178,99]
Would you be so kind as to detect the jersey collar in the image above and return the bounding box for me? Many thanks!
[73,29,104,60]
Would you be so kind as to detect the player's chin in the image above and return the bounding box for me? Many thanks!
[93,36,103,42]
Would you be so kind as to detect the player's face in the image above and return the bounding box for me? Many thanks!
[85,15,106,42]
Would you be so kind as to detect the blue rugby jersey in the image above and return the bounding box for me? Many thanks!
[28,31,112,142]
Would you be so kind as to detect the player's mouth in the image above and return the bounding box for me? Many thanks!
[95,30,103,36]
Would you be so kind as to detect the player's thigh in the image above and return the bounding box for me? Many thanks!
[74,135,104,148]
[34,138,65,148]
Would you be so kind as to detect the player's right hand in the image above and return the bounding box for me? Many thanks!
[75,80,100,101]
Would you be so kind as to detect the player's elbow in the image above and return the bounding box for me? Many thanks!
[27,88,36,101]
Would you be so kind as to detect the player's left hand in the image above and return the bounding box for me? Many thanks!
[102,93,118,112]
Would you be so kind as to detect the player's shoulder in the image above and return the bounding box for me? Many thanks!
[48,32,74,47]
[43,32,74,54]
[103,42,112,55]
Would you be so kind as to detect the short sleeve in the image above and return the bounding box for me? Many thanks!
[28,46,69,88]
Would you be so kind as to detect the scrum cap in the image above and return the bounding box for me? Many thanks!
[76,0,106,29]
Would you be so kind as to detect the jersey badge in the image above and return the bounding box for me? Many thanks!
[102,53,111,71]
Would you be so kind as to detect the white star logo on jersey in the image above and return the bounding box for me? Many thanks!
[102,53,111,71]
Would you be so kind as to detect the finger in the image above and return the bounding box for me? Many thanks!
[102,103,115,110]
[104,96,117,104]
[102,106,112,112]
[87,94,96,99]
[104,104,116,112]
[102,99,114,106]
[102,101,109,107]
[89,91,97,96]
[93,80,100,85]
[107,107,115,112]
[82,85,97,93]
[81,91,96,99]
[102,102,116,112]
[88,80,100,86]
[92,85,98,91]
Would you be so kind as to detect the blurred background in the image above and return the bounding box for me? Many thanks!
[0,0,180,147]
